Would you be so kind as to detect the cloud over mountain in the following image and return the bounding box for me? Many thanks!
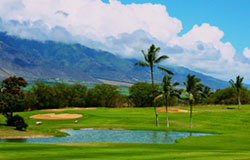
[0,0,250,82]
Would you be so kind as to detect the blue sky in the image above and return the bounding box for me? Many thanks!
[0,0,250,82]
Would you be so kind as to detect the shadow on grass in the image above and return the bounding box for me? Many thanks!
[0,123,6,126]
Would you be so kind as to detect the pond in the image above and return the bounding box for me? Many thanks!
[0,129,213,144]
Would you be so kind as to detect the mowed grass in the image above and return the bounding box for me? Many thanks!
[1,105,250,159]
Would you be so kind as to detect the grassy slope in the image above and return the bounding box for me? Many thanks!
[1,105,250,159]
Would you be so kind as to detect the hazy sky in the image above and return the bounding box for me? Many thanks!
[0,0,250,83]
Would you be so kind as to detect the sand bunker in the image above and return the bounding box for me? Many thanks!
[43,108,96,112]
[157,108,191,113]
[30,113,83,120]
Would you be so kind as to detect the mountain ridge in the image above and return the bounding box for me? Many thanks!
[0,32,242,89]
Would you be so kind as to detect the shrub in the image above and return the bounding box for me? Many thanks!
[6,115,28,131]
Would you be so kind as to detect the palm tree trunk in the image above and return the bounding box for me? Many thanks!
[150,65,159,127]
[189,101,193,128]
[165,97,169,128]
[238,92,241,110]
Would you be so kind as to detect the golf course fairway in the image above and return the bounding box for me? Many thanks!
[1,105,250,160]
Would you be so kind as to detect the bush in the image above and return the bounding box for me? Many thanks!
[6,115,28,130]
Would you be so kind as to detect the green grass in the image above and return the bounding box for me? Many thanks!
[1,105,250,159]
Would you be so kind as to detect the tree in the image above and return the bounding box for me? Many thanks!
[0,76,27,126]
[200,86,213,104]
[183,74,203,128]
[25,82,88,109]
[208,87,250,105]
[155,75,179,128]
[129,82,160,107]
[229,75,244,110]
[25,81,53,110]
[86,84,123,107]
[68,84,87,107]
[135,44,173,127]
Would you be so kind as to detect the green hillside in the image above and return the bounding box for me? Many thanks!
[0,32,237,89]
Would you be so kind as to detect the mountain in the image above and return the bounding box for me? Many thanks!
[0,39,98,82]
[0,32,237,89]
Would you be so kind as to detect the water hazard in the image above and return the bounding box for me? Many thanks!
[0,129,213,144]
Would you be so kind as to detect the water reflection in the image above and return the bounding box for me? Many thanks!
[0,129,212,144]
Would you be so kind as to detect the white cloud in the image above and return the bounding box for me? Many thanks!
[0,0,250,82]
[243,47,250,59]
[0,0,182,42]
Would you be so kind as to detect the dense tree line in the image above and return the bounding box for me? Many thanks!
[25,82,87,109]
[208,87,250,105]
[25,82,125,110]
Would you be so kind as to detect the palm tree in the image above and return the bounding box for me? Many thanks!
[184,74,203,128]
[135,44,173,127]
[202,86,212,97]
[200,86,213,104]
[229,75,244,110]
[155,75,179,128]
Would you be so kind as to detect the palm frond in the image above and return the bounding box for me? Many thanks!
[184,74,204,98]
[154,94,164,103]
[236,75,244,88]
[154,47,161,58]
[155,55,169,64]
[157,66,174,75]
[171,92,180,98]
[229,79,235,88]
[135,61,149,67]
[141,50,149,62]
[173,82,180,87]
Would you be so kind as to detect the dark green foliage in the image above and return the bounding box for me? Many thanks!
[25,81,54,109]
[199,86,213,104]
[229,75,244,93]
[25,82,87,109]
[7,115,28,130]
[135,44,173,127]
[129,82,160,107]
[184,75,204,98]
[229,75,244,109]
[135,44,173,77]
[155,75,179,127]
[86,84,125,107]
[161,75,180,101]
[183,74,204,128]
[25,82,125,109]
[208,87,250,105]
[67,84,87,107]
[0,76,27,121]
